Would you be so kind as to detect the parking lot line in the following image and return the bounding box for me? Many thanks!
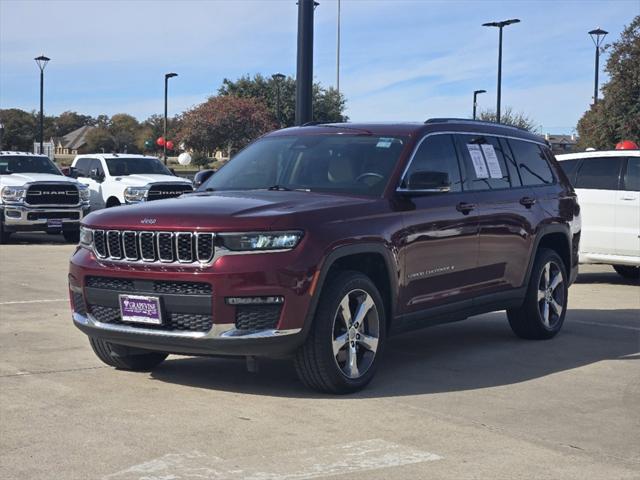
[0,298,67,305]
[104,439,442,480]
[571,320,640,332]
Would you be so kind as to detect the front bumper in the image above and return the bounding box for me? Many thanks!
[2,204,90,231]
[69,244,320,358]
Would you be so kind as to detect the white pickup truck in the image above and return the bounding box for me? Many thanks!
[556,149,639,279]
[70,154,192,209]
[0,151,90,243]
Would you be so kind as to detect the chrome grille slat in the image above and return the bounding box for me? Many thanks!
[93,230,214,265]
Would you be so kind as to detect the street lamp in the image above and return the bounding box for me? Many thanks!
[34,55,50,155]
[272,73,286,128]
[473,89,486,120]
[482,19,520,124]
[588,27,608,105]
[164,72,178,165]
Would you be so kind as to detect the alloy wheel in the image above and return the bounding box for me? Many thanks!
[331,289,380,379]
[537,261,565,328]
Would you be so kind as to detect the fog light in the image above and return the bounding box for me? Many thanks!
[225,296,284,305]
[5,210,20,218]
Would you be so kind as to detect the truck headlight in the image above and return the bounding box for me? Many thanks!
[124,186,149,203]
[78,185,90,203]
[79,226,93,247]
[219,231,303,251]
[1,186,26,203]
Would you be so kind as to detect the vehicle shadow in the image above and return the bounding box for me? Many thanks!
[575,269,639,286]
[149,308,639,399]
[2,232,69,245]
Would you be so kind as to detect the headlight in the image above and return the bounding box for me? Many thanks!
[78,185,90,203]
[79,226,93,247]
[1,186,26,203]
[124,186,149,203]
[219,231,303,251]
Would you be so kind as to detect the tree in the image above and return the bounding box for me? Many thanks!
[576,16,640,149]
[218,74,347,127]
[55,111,95,137]
[178,96,275,155]
[85,127,115,153]
[0,108,36,151]
[478,107,539,132]
[136,114,182,152]
[108,113,140,153]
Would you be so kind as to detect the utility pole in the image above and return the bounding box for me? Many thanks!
[295,0,316,125]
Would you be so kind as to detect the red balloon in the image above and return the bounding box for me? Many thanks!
[165,140,174,150]
[156,137,165,147]
[615,140,638,150]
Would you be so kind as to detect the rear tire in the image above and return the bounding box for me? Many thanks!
[89,337,167,371]
[613,265,640,280]
[294,271,386,394]
[63,229,80,243]
[507,248,568,340]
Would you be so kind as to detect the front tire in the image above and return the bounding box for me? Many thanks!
[613,265,640,280]
[507,248,568,340]
[294,271,386,394]
[0,219,10,244]
[89,337,167,371]
[63,229,80,243]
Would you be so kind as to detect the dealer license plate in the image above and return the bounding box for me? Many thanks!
[47,218,63,229]
[119,294,162,325]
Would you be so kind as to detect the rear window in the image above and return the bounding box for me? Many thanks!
[508,139,554,186]
[574,157,623,190]
[558,159,581,185]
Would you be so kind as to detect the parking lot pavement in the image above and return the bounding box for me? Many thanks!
[0,241,638,480]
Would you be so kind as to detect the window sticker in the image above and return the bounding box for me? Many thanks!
[376,137,394,148]
[466,144,489,178]
[480,144,503,179]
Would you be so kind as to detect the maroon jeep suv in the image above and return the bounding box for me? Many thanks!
[69,119,580,393]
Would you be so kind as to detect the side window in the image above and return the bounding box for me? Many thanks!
[456,134,512,190]
[574,157,623,190]
[508,139,554,186]
[89,159,105,177]
[623,157,639,191]
[74,158,91,177]
[558,159,581,185]
[402,134,462,192]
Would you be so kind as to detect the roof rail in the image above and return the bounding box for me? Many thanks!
[301,121,325,126]
[424,118,528,132]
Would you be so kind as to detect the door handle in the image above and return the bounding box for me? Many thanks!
[456,202,476,215]
[519,196,536,208]
[621,196,636,201]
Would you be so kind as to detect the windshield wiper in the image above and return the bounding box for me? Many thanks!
[266,185,292,191]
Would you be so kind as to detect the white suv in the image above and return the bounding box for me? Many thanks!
[71,154,192,209]
[556,150,639,279]
[0,151,90,243]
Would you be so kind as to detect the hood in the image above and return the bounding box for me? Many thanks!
[0,172,80,188]
[113,174,192,187]
[83,190,376,231]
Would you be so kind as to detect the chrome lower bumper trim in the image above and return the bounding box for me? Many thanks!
[72,312,301,340]
[3,205,88,226]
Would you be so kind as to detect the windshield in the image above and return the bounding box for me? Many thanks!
[105,157,171,176]
[200,134,407,196]
[0,155,61,176]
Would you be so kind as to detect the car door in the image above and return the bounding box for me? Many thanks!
[573,156,624,257]
[77,158,106,210]
[397,133,479,314]
[615,156,640,259]
[453,134,541,295]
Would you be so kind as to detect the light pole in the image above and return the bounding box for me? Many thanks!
[588,27,608,105]
[336,0,341,95]
[295,0,317,125]
[34,55,50,154]
[164,72,178,165]
[473,89,486,120]
[272,73,286,128]
[482,19,519,124]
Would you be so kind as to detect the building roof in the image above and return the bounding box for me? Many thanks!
[53,125,94,150]
[545,133,577,145]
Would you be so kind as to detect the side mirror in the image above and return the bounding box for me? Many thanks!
[60,166,72,177]
[194,169,215,188]
[405,170,451,192]
[89,168,104,182]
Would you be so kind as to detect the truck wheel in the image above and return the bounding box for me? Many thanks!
[507,248,568,340]
[294,271,386,394]
[613,265,640,280]
[63,229,80,243]
[0,220,10,244]
[89,337,167,371]
[106,197,121,208]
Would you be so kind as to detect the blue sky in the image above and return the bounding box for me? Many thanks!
[1,0,638,134]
